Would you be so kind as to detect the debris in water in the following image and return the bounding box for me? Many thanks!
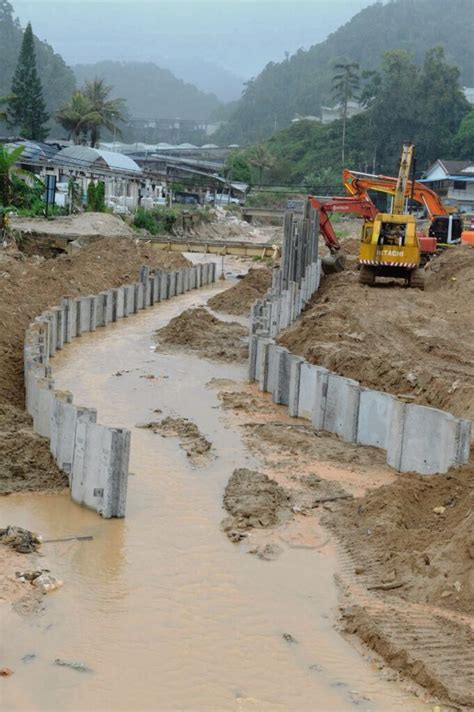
[0,526,42,553]
[21,654,36,664]
[282,633,298,644]
[16,569,63,593]
[54,659,93,673]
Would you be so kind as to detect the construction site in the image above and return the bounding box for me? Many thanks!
[0,141,473,712]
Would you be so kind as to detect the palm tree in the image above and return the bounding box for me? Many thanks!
[56,91,102,144]
[332,61,360,165]
[83,78,126,147]
[248,145,275,184]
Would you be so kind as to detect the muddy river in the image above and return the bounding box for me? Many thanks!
[0,278,430,711]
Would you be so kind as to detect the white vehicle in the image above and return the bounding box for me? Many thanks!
[208,193,241,206]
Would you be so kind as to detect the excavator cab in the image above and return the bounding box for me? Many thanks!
[429,215,463,246]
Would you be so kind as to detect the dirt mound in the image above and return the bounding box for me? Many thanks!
[0,238,189,408]
[138,417,212,464]
[221,468,290,541]
[155,307,248,362]
[328,465,474,615]
[278,244,474,419]
[11,212,135,239]
[0,404,67,495]
[0,237,190,494]
[207,267,272,315]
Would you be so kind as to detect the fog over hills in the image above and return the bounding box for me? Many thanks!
[12,0,369,101]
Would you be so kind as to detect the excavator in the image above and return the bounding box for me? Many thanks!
[355,143,427,288]
[310,144,430,288]
[307,194,377,273]
[342,167,463,247]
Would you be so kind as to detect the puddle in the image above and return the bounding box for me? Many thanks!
[0,283,430,711]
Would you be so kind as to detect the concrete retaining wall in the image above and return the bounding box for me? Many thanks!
[248,200,471,475]
[24,262,217,517]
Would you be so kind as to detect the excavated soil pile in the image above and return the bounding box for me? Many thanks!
[10,212,136,239]
[0,237,190,494]
[221,468,291,541]
[278,244,474,419]
[329,467,474,614]
[155,307,248,363]
[207,267,272,315]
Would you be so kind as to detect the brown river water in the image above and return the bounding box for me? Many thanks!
[0,277,431,711]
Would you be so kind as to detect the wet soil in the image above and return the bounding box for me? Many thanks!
[138,416,212,464]
[0,237,190,495]
[278,244,474,420]
[214,378,474,709]
[1,285,431,712]
[221,468,291,541]
[207,267,273,315]
[155,307,248,363]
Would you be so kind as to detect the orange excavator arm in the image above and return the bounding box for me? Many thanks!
[342,169,449,219]
[308,195,378,253]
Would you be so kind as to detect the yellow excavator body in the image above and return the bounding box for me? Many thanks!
[358,145,424,289]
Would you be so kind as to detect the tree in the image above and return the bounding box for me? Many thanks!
[0,143,38,222]
[331,61,360,165]
[83,78,126,147]
[248,144,275,184]
[56,91,102,144]
[454,110,474,159]
[415,47,470,166]
[7,22,49,140]
[224,152,252,185]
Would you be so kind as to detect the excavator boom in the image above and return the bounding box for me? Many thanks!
[343,168,449,219]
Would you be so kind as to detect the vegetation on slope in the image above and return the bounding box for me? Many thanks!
[217,0,474,144]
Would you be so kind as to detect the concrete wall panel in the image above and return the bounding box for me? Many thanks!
[323,373,360,442]
[357,389,395,450]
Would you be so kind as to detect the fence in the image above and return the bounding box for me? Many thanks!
[24,262,217,517]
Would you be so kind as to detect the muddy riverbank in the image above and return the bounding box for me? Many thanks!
[0,281,430,711]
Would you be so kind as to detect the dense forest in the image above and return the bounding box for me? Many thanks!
[0,0,75,133]
[237,47,473,188]
[217,0,474,144]
[74,61,222,122]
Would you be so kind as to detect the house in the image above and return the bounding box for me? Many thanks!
[53,146,143,210]
[421,160,474,213]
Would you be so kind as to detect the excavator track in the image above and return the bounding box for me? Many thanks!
[358,265,376,286]
[408,268,425,290]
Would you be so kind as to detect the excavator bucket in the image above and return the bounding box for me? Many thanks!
[321,252,346,274]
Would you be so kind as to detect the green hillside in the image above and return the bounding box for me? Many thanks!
[74,61,222,121]
[218,0,474,144]
[0,0,75,132]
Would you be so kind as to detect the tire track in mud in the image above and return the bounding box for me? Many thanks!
[335,544,474,710]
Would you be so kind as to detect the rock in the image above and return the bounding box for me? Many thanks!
[0,668,13,676]
[405,372,418,386]
[282,633,298,644]
[433,506,446,515]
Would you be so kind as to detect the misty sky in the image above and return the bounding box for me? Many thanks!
[13,0,371,81]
